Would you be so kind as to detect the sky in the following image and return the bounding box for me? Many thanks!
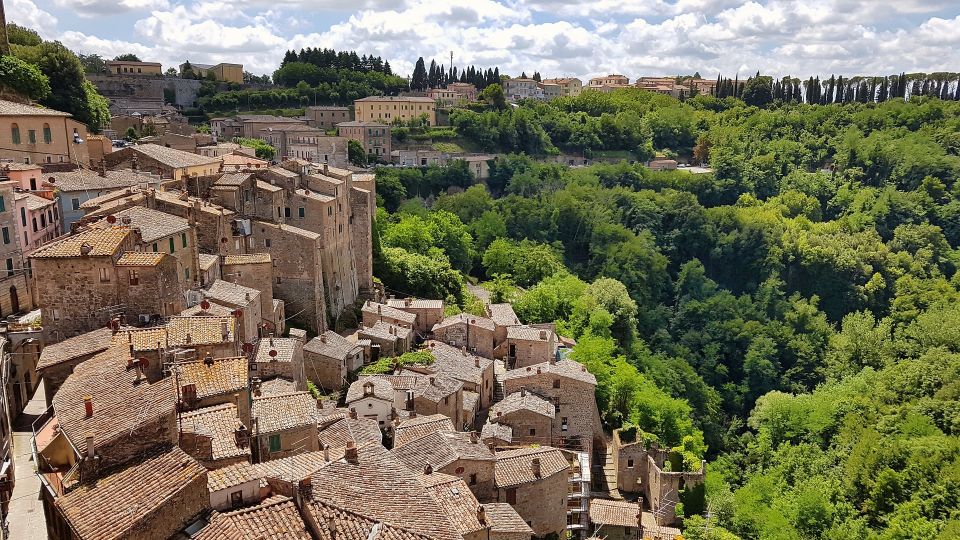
[7,0,960,81]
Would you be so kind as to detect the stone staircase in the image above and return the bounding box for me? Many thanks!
[591,443,623,499]
[492,359,506,403]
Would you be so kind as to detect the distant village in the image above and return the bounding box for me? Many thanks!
[0,52,706,540]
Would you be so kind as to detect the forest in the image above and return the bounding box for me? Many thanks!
[372,89,960,539]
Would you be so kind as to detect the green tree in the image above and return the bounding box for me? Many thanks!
[113,53,141,62]
[742,75,774,107]
[479,83,507,110]
[348,139,367,166]
[0,55,50,100]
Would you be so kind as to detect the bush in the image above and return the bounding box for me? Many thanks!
[0,55,50,100]
[359,350,435,375]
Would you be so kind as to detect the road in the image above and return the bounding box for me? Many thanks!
[7,381,48,539]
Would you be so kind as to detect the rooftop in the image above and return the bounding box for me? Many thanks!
[361,301,417,325]
[433,313,495,332]
[304,499,436,540]
[394,414,455,448]
[392,430,495,472]
[371,373,461,404]
[175,356,247,400]
[420,473,485,537]
[0,99,70,117]
[99,205,190,243]
[129,144,221,169]
[253,337,300,364]
[506,325,555,342]
[484,503,534,535]
[252,391,319,434]
[359,321,413,341]
[206,279,260,306]
[345,377,394,403]
[15,192,55,211]
[386,298,444,310]
[115,252,166,267]
[208,451,330,493]
[222,253,272,265]
[490,389,555,419]
[196,496,311,540]
[589,498,642,528]
[355,96,435,103]
[493,446,570,488]
[30,227,130,258]
[43,169,152,192]
[37,327,113,370]
[318,416,383,450]
[259,377,297,397]
[502,359,597,386]
[304,331,361,361]
[487,303,520,326]
[180,403,250,462]
[426,341,492,386]
[481,422,512,444]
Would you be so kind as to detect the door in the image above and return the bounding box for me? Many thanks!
[9,286,19,314]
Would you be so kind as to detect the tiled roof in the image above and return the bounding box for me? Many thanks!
[199,496,312,540]
[131,144,221,169]
[426,341,491,385]
[112,326,168,351]
[115,251,165,266]
[256,179,283,193]
[0,99,70,116]
[180,403,250,461]
[502,359,597,386]
[305,500,437,540]
[487,303,520,326]
[206,279,260,306]
[420,473,484,536]
[43,169,150,192]
[118,206,190,242]
[259,377,297,396]
[359,321,412,341]
[394,414,455,448]
[507,325,555,342]
[30,227,130,258]
[252,391,318,434]
[37,327,113,370]
[493,447,570,488]
[393,430,494,472]
[237,114,304,123]
[387,298,444,310]
[52,346,176,455]
[372,373,461,404]
[346,377,394,403]
[318,416,382,450]
[361,301,417,325]
[484,503,534,535]
[55,446,205,540]
[355,96,435,103]
[166,316,235,346]
[15,192,54,211]
[254,337,300,364]
[433,313,495,332]
[180,302,234,317]
[208,451,330,493]
[199,253,219,271]
[589,498,642,528]
[176,357,247,399]
[214,172,251,186]
[221,154,269,169]
[309,445,461,540]
[480,422,512,444]
[462,390,479,413]
[490,390,554,419]
[223,253,271,265]
[304,331,361,361]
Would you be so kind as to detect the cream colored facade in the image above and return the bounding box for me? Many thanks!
[542,78,583,97]
[354,97,436,126]
[105,61,163,76]
[180,62,244,84]
[0,100,90,168]
[589,74,630,87]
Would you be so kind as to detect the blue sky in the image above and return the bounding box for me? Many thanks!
[8,0,960,80]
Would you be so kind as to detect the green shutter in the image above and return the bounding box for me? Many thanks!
[11,127,19,145]
[0,196,6,212]
[169,237,175,253]
[269,434,281,452]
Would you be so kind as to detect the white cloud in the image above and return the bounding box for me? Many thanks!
[6,0,57,33]
[52,0,169,17]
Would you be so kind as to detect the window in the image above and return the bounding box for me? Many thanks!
[184,269,189,280]
[29,178,36,190]
[455,466,465,474]
[627,459,634,469]
[469,473,477,485]
[264,239,271,248]
[168,238,175,253]
[28,130,36,144]
[529,428,536,436]
[327,206,332,216]
[5,259,12,277]
[152,242,158,252]
[506,488,517,504]
[0,196,5,212]
[31,217,37,232]
[284,207,291,218]
[20,207,26,227]
[561,417,568,432]
[181,233,187,248]
[98,268,109,282]
[128,269,139,285]
[298,207,305,218]
[70,198,80,211]
[11,124,20,145]
[1,228,8,245]
[268,434,281,452]
[276,277,282,284]
[42,124,51,144]
[40,213,45,228]
[553,379,561,389]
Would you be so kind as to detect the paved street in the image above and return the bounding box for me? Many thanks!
[7,381,48,540]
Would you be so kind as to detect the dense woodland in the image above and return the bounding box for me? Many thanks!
[373,89,960,539]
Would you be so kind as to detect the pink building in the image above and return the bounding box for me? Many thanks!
[1,163,62,257]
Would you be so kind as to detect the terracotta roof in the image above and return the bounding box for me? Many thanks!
[0,162,41,170]
[589,498,642,528]
[254,338,301,364]
[130,144,221,169]
[433,313,495,332]
[386,298,444,309]
[0,99,70,116]
[208,451,330,493]
[30,227,130,258]
[355,96,435,103]
[359,321,412,341]
[166,316,235,346]
[394,414,455,448]
[115,251,165,266]
[52,346,176,455]
[256,179,283,193]
[506,325,554,342]
[110,206,190,243]
[490,390,554,419]
[259,377,297,396]
[372,373,461,404]
[420,473,484,536]
[304,331,361,361]
[223,253,271,265]
[15,192,54,211]
[484,503,534,535]
[180,403,250,461]
[361,301,417,325]
[55,446,205,540]
[43,169,152,192]
[487,303,520,326]
[392,430,494,472]
[37,327,113,370]
[214,172,252,186]
[199,496,312,540]
[426,341,491,385]
[501,359,596,386]
[176,357,247,399]
[308,445,460,540]
[305,500,437,540]
[198,253,219,271]
[493,447,570,488]
[180,302,234,317]
[252,391,319,434]
[206,279,260,306]
[346,377,394,403]
[480,422,512,444]
[318,416,382,450]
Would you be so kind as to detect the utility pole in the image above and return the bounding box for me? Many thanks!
[0,0,10,56]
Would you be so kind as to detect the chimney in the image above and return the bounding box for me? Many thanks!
[204,354,214,366]
[320,333,327,343]
[85,435,95,458]
[423,464,433,475]
[83,396,93,418]
[98,158,107,178]
[245,292,251,302]
[531,457,541,478]
[470,431,478,444]
[299,476,312,492]
[405,298,411,307]
[220,320,229,340]
[477,505,487,526]
[461,345,467,355]
[185,332,192,344]
[345,440,359,464]
[269,334,274,346]
[323,163,329,175]
[349,408,358,419]
[520,387,526,397]
[134,358,144,381]
[324,444,330,462]
[475,357,480,368]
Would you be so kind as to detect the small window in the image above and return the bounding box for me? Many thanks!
[627,459,634,469]
[561,417,568,432]
[469,473,477,485]
[31,217,37,232]
[42,124,52,144]
[98,268,109,283]
[71,198,80,211]
[276,277,282,284]
[184,269,190,280]
[128,269,139,285]
[28,130,36,144]
[506,488,517,504]
[40,214,46,228]
[152,243,158,252]
[11,124,20,145]
[553,379,561,389]
[1,228,8,245]
[298,207,305,218]
[455,466,465,474]
[327,206,332,216]
[5,259,13,277]
[269,434,281,452]
[181,233,187,248]
[529,428,536,436]
[168,238,175,253]
[264,239,271,248]
[284,207,291,218]
[0,196,5,212]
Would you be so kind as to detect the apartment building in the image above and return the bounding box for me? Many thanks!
[542,77,583,97]
[337,121,391,160]
[305,106,352,130]
[503,78,543,101]
[180,61,244,83]
[0,99,90,167]
[354,96,436,126]
[105,60,163,76]
[588,74,630,89]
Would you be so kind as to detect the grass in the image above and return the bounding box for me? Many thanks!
[433,142,465,153]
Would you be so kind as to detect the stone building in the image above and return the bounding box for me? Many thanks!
[357,321,413,357]
[252,336,305,391]
[418,341,494,409]
[588,498,682,540]
[104,144,221,181]
[500,325,557,369]
[206,451,329,511]
[306,106,352,130]
[179,403,251,469]
[35,327,113,407]
[318,414,383,452]
[483,502,535,540]
[175,356,251,426]
[393,414,455,447]
[40,168,159,231]
[203,279,263,343]
[493,446,571,537]
[486,303,520,347]
[344,378,394,427]
[432,314,497,360]
[361,300,417,330]
[393,430,496,501]
[303,331,364,391]
[386,298,445,334]
[194,494,311,539]
[488,388,555,447]
[251,391,320,461]
[336,121,392,160]
[374,373,465,429]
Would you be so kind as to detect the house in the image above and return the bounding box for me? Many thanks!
[386,297,444,333]
[446,82,479,102]
[206,451,330,510]
[345,378,394,427]
[0,99,90,167]
[40,168,158,230]
[252,337,305,391]
[251,391,320,461]
[393,430,496,501]
[35,327,113,407]
[503,78,543,101]
[180,62,243,84]
[305,106,352,130]
[303,331,364,391]
[104,144,221,180]
[486,302,520,348]
[428,87,459,106]
[194,495,312,539]
[0,176,31,316]
[175,356,250,426]
[317,414,383,452]
[393,414,455,447]
[539,82,562,100]
[232,114,306,138]
[588,498,682,540]
[493,447,571,537]
[13,191,60,257]
[353,96,436,126]
[105,60,163,76]
[481,421,513,449]
[179,403,251,469]
[361,300,417,329]
[501,325,557,369]
[357,321,413,357]
[336,121,391,160]
[588,74,631,91]
[483,502,535,540]
[203,279,262,343]
[542,77,583,97]
[488,388,555,446]
[374,373,465,429]
[432,313,496,359]
[460,155,495,179]
[419,341,495,408]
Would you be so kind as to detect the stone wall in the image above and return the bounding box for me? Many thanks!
[303,350,345,392]
[438,458,495,503]
[256,425,319,461]
[497,470,568,537]
[434,322,496,360]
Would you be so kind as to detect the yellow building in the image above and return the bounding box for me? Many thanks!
[354,96,436,126]
[179,62,244,84]
[0,99,90,167]
[105,60,163,76]
[542,78,583,97]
